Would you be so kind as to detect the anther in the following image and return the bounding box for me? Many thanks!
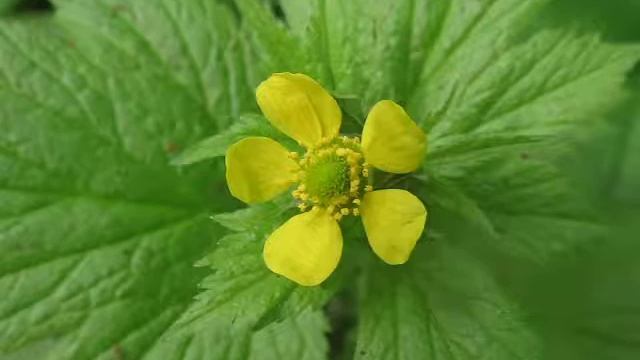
[365,185,373,192]
[340,208,350,216]
[352,208,360,216]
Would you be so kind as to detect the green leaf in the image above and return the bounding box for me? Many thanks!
[212,193,296,235]
[144,309,328,360]
[171,114,293,166]
[273,0,640,138]
[155,200,338,359]
[612,102,640,204]
[234,0,314,76]
[53,0,258,129]
[3,0,640,359]
[355,243,540,360]
[249,0,638,356]
[0,2,261,358]
[157,233,332,359]
[425,153,606,262]
[174,234,332,331]
[249,310,329,360]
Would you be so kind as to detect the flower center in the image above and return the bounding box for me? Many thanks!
[304,156,349,199]
[291,136,372,220]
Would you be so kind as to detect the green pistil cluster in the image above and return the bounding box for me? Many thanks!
[304,156,349,201]
[290,136,372,221]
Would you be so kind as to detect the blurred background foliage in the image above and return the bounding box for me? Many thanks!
[1,0,639,359]
[505,1,640,359]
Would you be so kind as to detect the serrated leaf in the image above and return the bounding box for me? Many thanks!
[54,0,258,129]
[425,153,606,262]
[254,0,639,357]
[178,234,332,331]
[355,243,540,360]
[424,176,497,238]
[258,1,640,266]
[157,199,334,360]
[143,309,328,360]
[3,0,640,359]
[155,233,332,360]
[171,114,294,166]
[212,193,296,235]
[234,0,314,76]
[249,310,328,360]
[0,1,257,358]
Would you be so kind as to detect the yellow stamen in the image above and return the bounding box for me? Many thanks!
[289,134,367,221]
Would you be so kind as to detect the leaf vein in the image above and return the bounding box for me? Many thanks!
[0,214,201,279]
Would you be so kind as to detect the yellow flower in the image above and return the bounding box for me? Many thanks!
[225,73,428,286]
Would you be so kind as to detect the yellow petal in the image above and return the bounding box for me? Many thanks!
[264,209,342,286]
[360,189,427,265]
[256,73,341,147]
[225,137,298,204]
[361,100,427,173]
